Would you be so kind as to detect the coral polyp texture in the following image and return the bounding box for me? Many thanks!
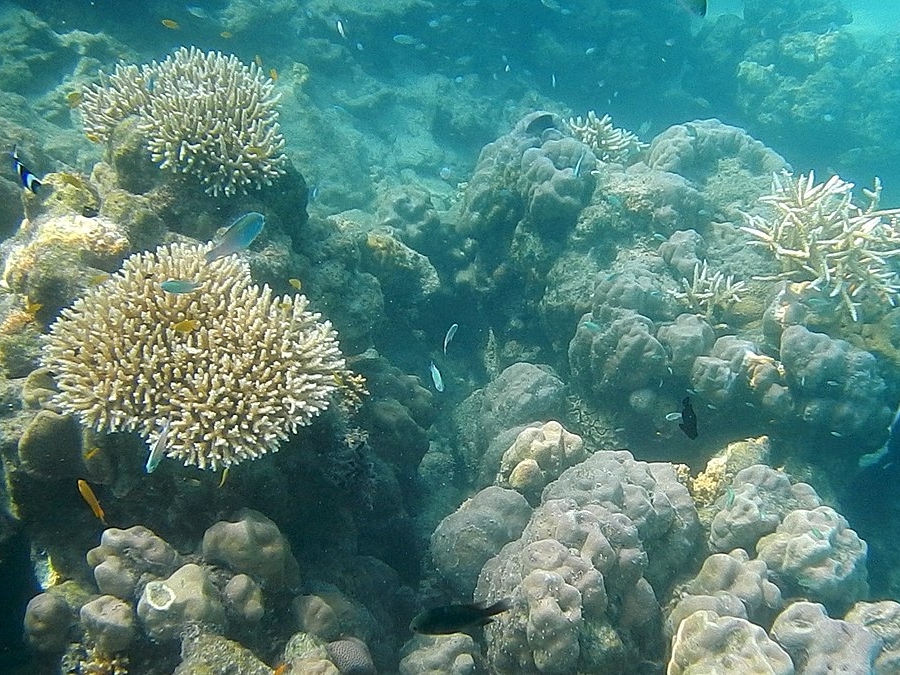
[81,46,286,197]
[566,110,647,164]
[42,242,348,470]
[741,171,900,320]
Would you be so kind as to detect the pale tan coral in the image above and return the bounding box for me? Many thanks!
[143,47,286,197]
[566,110,647,163]
[0,214,130,292]
[42,242,350,470]
[80,47,286,197]
[741,171,900,321]
[80,63,151,143]
[689,455,729,507]
[496,421,586,495]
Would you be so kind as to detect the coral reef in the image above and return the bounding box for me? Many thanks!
[495,421,586,499]
[81,47,286,197]
[565,111,646,164]
[741,172,900,321]
[42,242,351,470]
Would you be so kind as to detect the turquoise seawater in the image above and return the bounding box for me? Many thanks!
[2,1,900,673]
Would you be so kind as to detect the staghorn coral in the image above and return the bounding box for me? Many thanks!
[81,47,286,197]
[668,259,746,322]
[741,171,900,321]
[566,110,646,164]
[42,242,350,470]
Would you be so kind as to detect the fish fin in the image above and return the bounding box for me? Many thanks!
[481,598,513,617]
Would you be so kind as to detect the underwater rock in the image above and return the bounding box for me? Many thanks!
[495,421,586,501]
[709,464,821,554]
[86,525,181,601]
[668,610,793,675]
[431,486,532,596]
[399,633,479,675]
[658,229,706,280]
[657,313,716,372]
[666,549,783,637]
[173,629,271,675]
[79,594,135,653]
[222,574,264,623]
[757,505,869,614]
[770,602,879,674]
[845,600,900,674]
[647,119,788,187]
[137,563,226,641]
[18,409,81,479]
[474,450,699,673]
[201,509,300,590]
[23,591,73,652]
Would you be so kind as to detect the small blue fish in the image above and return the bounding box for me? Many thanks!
[11,146,41,193]
[145,418,171,474]
[205,212,265,263]
[160,279,201,294]
[583,320,602,332]
[443,323,458,355]
[430,361,444,392]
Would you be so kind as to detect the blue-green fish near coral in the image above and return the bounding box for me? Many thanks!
[160,279,201,294]
[145,418,171,473]
[205,212,266,263]
[429,361,444,392]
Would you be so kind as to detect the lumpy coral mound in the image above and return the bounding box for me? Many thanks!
[42,242,346,470]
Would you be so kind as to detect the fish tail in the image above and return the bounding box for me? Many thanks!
[482,598,512,617]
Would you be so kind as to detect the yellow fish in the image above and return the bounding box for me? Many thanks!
[77,479,107,525]
[84,446,101,461]
[24,299,42,315]
[270,68,278,81]
[280,301,293,311]
[66,91,82,108]
[85,133,101,144]
[88,272,112,285]
[173,319,201,333]
[220,30,233,38]
[288,278,302,291]
[218,467,230,488]
[161,18,179,29]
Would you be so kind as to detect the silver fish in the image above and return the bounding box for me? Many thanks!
[145,418,171,474]
[443,323,458,355]
[429,361,444,392]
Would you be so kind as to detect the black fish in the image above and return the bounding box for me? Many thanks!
[679,396,698,439]
[410,599,511,634]
[11,146,41,193]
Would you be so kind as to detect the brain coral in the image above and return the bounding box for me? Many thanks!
[42,242,347,470]
[81,47,285,197]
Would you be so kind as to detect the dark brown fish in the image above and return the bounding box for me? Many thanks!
[410,599,511,634]
[679,396,698,439]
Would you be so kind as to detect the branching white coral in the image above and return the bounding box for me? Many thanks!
[43,243,350,470]
[669,260,746,321]
[741,171,900,321]
[566,110,647,163]
[81,47,286,198]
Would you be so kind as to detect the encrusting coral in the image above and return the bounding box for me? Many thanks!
[81,46,286,197]
[42,242,352,470]
[741,171,900,321]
